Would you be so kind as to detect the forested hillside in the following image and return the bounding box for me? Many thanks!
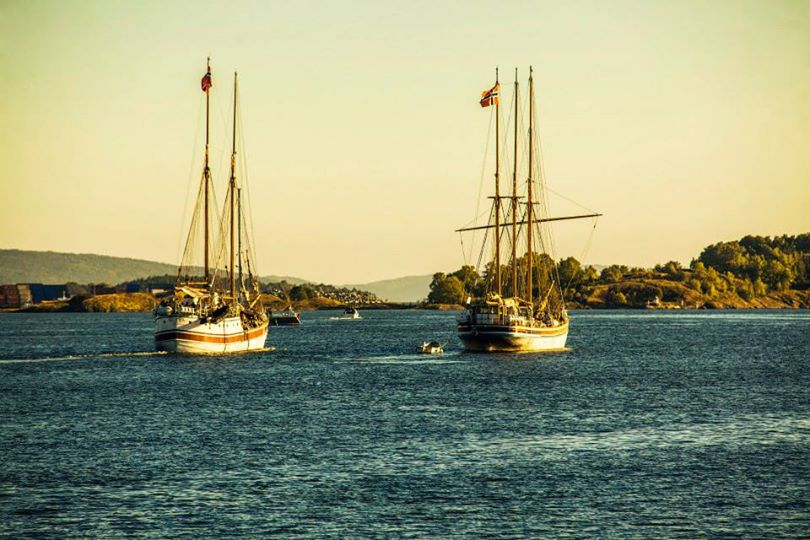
[0,250,177,285]
[427,234,810,309]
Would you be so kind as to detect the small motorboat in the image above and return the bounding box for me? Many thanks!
[419,341,444,355]
[331,306,362,320]
[269,306,302,326]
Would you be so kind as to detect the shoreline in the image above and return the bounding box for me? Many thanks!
[2,289,808,314]
[2,303,808,314]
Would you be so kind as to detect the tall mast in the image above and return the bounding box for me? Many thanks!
[203,57,211,282]
[238,187,242,296]
[229,72,238,301]
[511,68,519,298]
[527,66,534,307]
[493,68,501,297]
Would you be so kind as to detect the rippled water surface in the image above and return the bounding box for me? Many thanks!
[1,310,809,538]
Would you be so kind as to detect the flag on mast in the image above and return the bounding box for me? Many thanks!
[479,83,499,107]
[201,70,212,93]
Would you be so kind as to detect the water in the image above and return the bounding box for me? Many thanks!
[1,310,808,538]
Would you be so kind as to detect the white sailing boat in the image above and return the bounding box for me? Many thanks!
[154,60,269,354]
[456,68,600,352]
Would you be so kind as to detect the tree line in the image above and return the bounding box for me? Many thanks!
[427,233,810,307]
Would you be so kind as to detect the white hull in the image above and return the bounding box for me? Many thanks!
[458,323,568,352]
[155,315,268,354]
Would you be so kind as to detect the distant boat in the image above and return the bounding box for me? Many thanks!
[330,306,362,320]
[270,306,302,326]
[455,68,600,353]
[154,59,269,353]
[419,341,444,354]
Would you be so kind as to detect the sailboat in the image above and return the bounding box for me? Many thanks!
[154,59,269,353]
[456,67,600,353]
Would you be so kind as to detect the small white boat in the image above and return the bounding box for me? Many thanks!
[330,307,362,320]
[419,341,444,355]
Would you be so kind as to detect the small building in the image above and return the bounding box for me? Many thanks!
[0,284,19,308]
[0,284,33,308]
[28,283,66,303]
[90,284,116,295]
[645,295,661,308]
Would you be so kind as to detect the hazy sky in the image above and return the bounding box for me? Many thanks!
[1,0,808,283]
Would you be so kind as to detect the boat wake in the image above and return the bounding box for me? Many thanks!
[171,346,277,357]
[339,353,465,365]
[0,351,168,365]
[0,346,279,364]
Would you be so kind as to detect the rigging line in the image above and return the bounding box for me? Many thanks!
[213,88,231,195]
[530,85,562,279]
[471,105,495,251]
[559,219,599,302]
[578,216,599,263]
[459,233,469,267]
[177,180,202,281]
[179,173,207,273]
[206,169,223,284]
[212,187,232,283]
[208,178,221,269]
[545,185,600,215]
[502,87,516,177]
[236,104,252,276]
[558,216,599,301]
[476,204,494,286]
[236,94,260,276]
[459,205,497,230]
[177,94,207,266]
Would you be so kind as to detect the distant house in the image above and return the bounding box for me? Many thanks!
[645,295,661,308]
[0,284,33,308]
[0,285,19,308]
[28,283,66,303]
[90,284,116,295]
[0,283,69,307]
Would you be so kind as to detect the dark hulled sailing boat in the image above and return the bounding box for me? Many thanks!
[154,60,269,353]
[456,68,600,352]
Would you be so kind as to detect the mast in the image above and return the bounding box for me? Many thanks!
[511,68,519,298]
[229,72,238,301]
[238,187,243,297]
[203,58,211,282]
[527,66,534,307]
[493,68,501,297]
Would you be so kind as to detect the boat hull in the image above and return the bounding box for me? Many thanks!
[458,322,568,352]
[154,315,268,354]
[270,315,301,326]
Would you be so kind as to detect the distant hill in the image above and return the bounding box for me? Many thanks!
[344,274,432,303]
[259,275,310,285]
[346,268,611,302]
[0,249,312,286]
[1,248,429,300]
[0,249,178,285]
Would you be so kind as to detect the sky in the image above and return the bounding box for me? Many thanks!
[1,0,808,284]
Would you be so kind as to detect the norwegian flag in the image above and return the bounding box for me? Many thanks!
[479,83,499,107]
[201,70,212,94]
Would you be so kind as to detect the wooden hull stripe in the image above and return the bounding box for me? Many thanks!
[457,323,568,337]
[155,326,267,344]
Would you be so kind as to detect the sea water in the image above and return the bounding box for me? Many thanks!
[1,310,808,538]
